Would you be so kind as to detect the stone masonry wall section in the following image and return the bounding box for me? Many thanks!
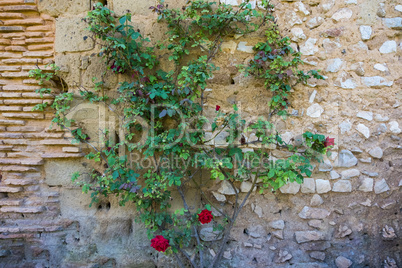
[0,0,401,267]
[0,0,84,267]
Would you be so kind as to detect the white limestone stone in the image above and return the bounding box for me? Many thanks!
[306,17,324,29]
[374,179,390,194]
[316,179,331,194]
[356,111,373,121]
[369,147,383,159]
[359,26,372,40]
[374,64,388,72]
[379,41,397,54]
[356,124,370,138]
[341,169,360,180]
[332,8,353,22]
[300,38,318,56]
[307,103,324,118]
[333,180,352,192]
[301,178,316,194]
[389,121,401,134]
[358,177,373,192]
[326,58,344,73]
[291,28,306,42]
[237,42,254,53]
[280,182,300,194]
[361,76,393,88]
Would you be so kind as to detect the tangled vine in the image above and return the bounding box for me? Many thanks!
[30,1,332,267]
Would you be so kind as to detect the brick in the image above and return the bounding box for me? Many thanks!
[0,79,11,84]
[26,25,51,31]
[23,132,63,138]
[0,234,36,240]
[2,32,45,38]
[22,106,38,111]
[0,45,5,51]
[1,139,28,145]
[44,226,63,232]
[1,5,38,12]
[4,99,44,105]
[0,13,25,19]
[0,39,11,45]
[2,84,39,91]
[41,153,85,158]
[22,79,40,84]
[0,126,5,131]
[0,227,21,233]
[22,93,53,98]
[0,92,22,97]
[4,178,38,185]
[27,44,53,51]
[0,106,23,111]
[0,119,25,125]
[40,14,53,21]
[62,147,81,153]
[7,126,43,132]
[0,206,45,213]
[0,158,21,164]
[3,113,45,119]
[0,0,25,5]
[0,145,13,150]
[0,199,23,206]
[0,165,38,171]
[0,52,22,58]
[11,39,26,45]
[40,139,73,145]
[0,133,24,138]
[20,159,44,165]
[0,65,21,71]
[25,37,54,43]
[21,65,53,71]
[4,19,44,26]
[0,26,25,32]
[5,46,27,51]
[7,152,33,157]
[0,71,30,77]
[22,51,52,57]
[0,186,23,193]
[2,58,42,64]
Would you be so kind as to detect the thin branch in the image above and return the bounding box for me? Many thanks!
[177,186,204,268]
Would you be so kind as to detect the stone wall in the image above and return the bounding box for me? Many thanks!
[0,0,401,267]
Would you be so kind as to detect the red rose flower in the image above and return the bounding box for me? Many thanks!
[216,105,221,112]
[198,209,213,224]
[324,137,335,148]
[151,235,170,252]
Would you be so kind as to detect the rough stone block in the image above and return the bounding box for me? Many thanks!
[44,160,90,187]
[298,206,330,219]
[55,17,94,53]
[280,181,300,194]
[38,0,89,17]
[301,178,315,193]
[82,56,117,89]
[295,231,326,243]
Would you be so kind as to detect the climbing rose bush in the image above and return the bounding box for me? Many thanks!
[151,235,170,252]
[29,1,331,267]
[197,209,214,225]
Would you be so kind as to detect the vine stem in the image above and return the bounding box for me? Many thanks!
[207,168,260,268]
[177,186,203,268]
